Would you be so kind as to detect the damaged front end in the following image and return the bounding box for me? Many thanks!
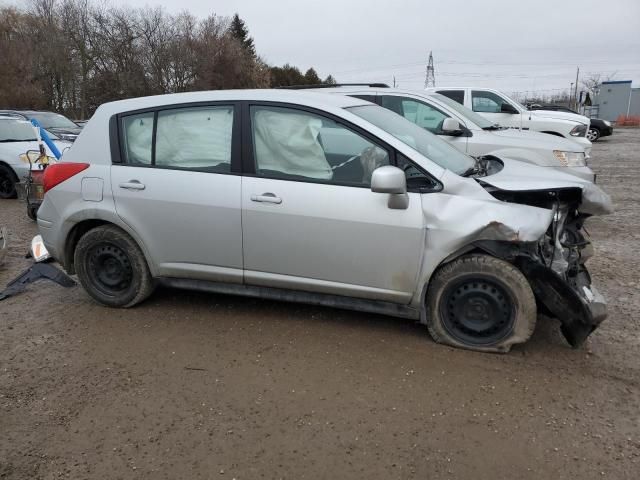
[481,185,612,347]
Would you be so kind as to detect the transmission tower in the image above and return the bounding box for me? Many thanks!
[424,51,436,88]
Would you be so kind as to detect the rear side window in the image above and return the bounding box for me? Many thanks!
[122,113,153,165]
[437,90,464,105]
[120,106,234,173]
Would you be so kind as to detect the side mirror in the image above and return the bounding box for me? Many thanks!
[442,118,463,135]
[371,166,409,210]
[500,103,519,114]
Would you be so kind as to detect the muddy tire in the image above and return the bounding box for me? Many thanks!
[0,164,17,199]
[425,254,536,353]
[27,205,38,221]
[74,225,154,307]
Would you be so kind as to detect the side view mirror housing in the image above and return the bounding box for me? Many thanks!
[371,166,409,209]
[500,103,519,114]
[441,118,463,135]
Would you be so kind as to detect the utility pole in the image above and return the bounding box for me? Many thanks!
[574,66,580,110]
[570,82,574,108]
[425,51,435,88]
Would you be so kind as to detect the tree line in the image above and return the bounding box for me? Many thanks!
[0,0,335,119]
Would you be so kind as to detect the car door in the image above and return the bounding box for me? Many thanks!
[471,90,520,128]
[241,104,425,303]
[111,104,243,283]
[378,95,469,154]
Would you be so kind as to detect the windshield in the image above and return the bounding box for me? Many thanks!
[0,119,37,142]
[29,112,78,129]
[499,92,528,112]
[347,105,475,176]
[430,93,495,129]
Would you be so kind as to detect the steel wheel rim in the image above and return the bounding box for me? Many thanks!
[439,277,515,346]
[86,242,133,296]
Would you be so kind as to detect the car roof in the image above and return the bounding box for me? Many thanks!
[96,89,370,116]
[0,115,31,122]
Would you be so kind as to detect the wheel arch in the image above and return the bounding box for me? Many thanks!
[418,240,527,321]
[63,217,156,276]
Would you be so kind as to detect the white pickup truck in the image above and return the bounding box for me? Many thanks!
[427,87,592,157]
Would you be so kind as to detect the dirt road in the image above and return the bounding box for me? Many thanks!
[1,130,639,479]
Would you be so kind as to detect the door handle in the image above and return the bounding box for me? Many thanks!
[119,180,145,191]
[251,192,282,204]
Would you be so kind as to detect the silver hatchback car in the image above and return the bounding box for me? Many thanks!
[36,90,611,353]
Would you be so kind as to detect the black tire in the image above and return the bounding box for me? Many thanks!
[74,225,154,307]
[587,127,601,142]
[0,164,18,199]
[27,205,38,220]
[425,254,536,353]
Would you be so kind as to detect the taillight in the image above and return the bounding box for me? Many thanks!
[43,163,90,193]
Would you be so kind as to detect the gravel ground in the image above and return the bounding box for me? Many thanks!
[1,129,639,479]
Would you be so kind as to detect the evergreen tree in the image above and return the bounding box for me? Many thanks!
[323,74,337,85]
[304,67,321,84]
[229,13,255,56]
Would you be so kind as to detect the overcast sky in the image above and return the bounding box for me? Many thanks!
[11,0,640,96]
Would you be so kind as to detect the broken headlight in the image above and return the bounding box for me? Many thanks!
[553,150,586,167]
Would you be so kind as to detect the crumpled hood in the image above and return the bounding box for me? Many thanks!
[528,109,590,125]
[490,128,585,152]
[479,158,613,216]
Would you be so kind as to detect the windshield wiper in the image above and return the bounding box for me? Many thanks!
[482,124,503,131]
[0,138,37,142]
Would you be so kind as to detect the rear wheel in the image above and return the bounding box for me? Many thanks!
[0,165,17,199]
[587,127,600,142]
[74,225,154,307]
[426,254,536,353]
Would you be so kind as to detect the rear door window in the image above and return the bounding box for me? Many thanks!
[119,105,234,172]
[155,106,233,172]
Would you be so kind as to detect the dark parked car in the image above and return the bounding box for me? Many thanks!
[0,110,82,142]
[527,104,613,142]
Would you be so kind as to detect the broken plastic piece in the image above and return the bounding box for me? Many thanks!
[0,262,76,301]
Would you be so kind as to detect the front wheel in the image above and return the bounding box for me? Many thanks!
[74,225,155,307]
[587,127,600,142]
[426,254,536,353]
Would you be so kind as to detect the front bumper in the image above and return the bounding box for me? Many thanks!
[520,260,607,347]
[600,126,614,137]
[549,165,595,183]
[569,136,592,158]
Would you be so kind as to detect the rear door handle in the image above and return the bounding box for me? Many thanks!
[251,193,282,204]
[119,180,145,191]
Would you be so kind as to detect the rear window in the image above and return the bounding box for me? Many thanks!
[437,90,465,105]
